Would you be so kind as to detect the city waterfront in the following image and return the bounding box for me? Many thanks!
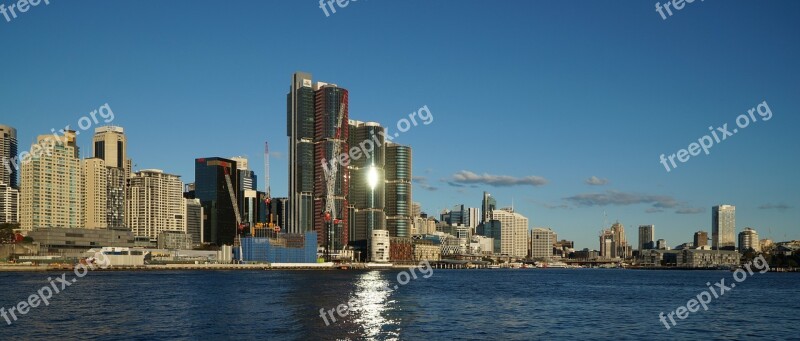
[1,269,798,340]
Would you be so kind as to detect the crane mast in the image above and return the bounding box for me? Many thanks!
[323,92,346,259]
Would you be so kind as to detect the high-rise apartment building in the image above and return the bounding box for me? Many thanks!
[92,126,131,229]
[712,205,736,250]
[195,157,239,246]
[694,231,708,248]
[491,208,528,258]
[126,169,184,241]
[0,125,19,224]
[82,158,108,228]
[738,227,760,252]
[21,132,82,230]
[611,222,630,258]
[385,142,412,238]
[638,224,655,251]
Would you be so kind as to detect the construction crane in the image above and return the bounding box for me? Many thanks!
[224,165,244,262]
[322,91,347,261]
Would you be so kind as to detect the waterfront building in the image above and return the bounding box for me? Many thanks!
[126,169,184,241]
[491,208,528,258]
[413,239,441,261]
[348,120,386,244]
[385,142,412,238]
[92,126,131,229]
[21,132,82,230]
[738,227,760,252]
[157,230,192,250]
[638,225,655,251]
[371,229,390,262]
[481,192,497,224]
[694,231,709,248]
[530,227,555,259]
[712,205,736,250]
[656,239,668,250]
[185,198,203,245]
[195,157,239,246]
[0,125,19,223]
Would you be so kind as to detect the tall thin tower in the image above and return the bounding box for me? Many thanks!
[264,141,270,198]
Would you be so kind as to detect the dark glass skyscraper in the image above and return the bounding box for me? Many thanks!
[287,72,315,235]
[385,142,412,237]
[348,121,386,243]
[195,157,239,246]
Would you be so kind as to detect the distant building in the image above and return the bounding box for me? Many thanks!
[0,124,19,223]
[27,227,136,257]
[656,239,668,250]
[611,222,631,258]
[371,230,390,262]
[185,198,203,245]
[481,192,497,224]
[712,205,736,250]
[158,230,192,250]
[195,157,239,246]
[738,227,760,252]
[491,209,528,258]
[694,231,709,248]
[413,239,441,261]
[240,231,318,263]
[638,225,655,251]
[530,227,555,259]
[348,121,386,245]
[92,126,132,229]
[385,142,412,238]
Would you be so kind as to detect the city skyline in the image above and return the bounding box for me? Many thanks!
[2,1,798,249]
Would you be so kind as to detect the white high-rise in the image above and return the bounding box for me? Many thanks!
[491,208,528,258]
[126,169,184,240]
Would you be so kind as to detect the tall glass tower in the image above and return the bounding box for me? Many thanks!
[385,142,412,237]
[712,205,736,250]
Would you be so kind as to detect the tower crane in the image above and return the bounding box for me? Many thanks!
[323,91,347,261]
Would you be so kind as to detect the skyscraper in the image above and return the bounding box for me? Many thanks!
[385,142,412,238]
[287,72,316,235]
[92,126,131,229]
[482,192,496,224]
[348,121,386,243]
[195,157,239,246]
[312,82,350,250]
[126,169,185,241]
[0,125,19,223]
[638,224,655,251]
[21,132,82,230]
[712,205,736,250]
[610,222,630,258]
[0,124,18,188]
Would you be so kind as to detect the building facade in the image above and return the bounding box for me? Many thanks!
[491,209,528,258]
[195,157,239,246]
[530,227,555,259]
[638,224,655,251]
[92,126,131,229]
[21,132,82,230]
[82,158,108,228]
[126,169,185,241]
[712,205,736,250]
[385,142,412,238]
[738,227,760,252]
[694,231,709,248]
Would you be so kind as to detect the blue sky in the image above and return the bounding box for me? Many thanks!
[2,0,798,249]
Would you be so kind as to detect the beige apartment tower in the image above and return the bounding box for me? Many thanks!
[21,132,82,230]
[126,169,185,241]
[82,158,108,228]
